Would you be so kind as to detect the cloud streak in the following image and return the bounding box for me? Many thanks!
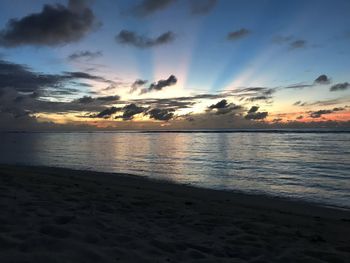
[227,28,251,41]
[68,50,102,61]
[116,30,175,48]
[130,0,176,17]
[190,0,217,15]
[330,82,350,92]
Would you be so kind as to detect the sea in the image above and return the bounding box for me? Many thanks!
[0,130,349,209]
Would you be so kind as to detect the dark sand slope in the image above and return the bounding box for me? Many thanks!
[0,165,349,262]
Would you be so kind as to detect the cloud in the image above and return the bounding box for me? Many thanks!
[0,59,63,92]
[284,83,313,89]
[140,75,177,94]
[116,103,147,120]
[130,0,176,17]
[76,95,120,104]
[272,35,293,44]
[189,0,217,15]
[245,106,268,120]
[149,75,177,90]
[93,107,120,118]
[0,0,97,47]
[283,75,333,91]
[273,35,307,50]
[130,79,147,93]
[293,101,301,106]
[63,71,115,84]
[227,28,251,41]
[131,97,195,110]
[116,30,175,48]
[246,96,271,102]
[272,118,282,122]
[207,99,242,115]
[330,82,350,92]
[314,74,331,85]
[289,40,306,49]
[68,50,102,61]
[245,111,268,120]
[208,99,229,109]
[309,107,344,118]
[247,106,259,113]
[147,108,174,121]
[0,58,116,97]
[76,96,94,104]
[298,97,350,107]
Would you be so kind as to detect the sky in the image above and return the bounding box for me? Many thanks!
[0,0,350,130]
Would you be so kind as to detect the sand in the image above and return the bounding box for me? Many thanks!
[0,165,349,263]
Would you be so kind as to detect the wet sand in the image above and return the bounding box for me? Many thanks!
[0,165,349,262]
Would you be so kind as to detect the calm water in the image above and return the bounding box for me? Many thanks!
[1,131,349,208]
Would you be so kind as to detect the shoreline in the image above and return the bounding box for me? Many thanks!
[1,164,349,262]
[2,164,349,211]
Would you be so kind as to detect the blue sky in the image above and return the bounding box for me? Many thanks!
[0,0,349,130]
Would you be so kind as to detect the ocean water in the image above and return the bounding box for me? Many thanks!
[1,131,349,208]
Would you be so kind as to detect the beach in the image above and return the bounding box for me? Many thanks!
[0,165,349,262]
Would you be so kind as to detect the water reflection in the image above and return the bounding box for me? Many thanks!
[0,132,349,208]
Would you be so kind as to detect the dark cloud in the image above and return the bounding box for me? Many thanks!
[95,107,120,118]
[238,87,266,92]
[0,59,116,99]
[284,83,313,89]
[208,99,228,109]
[130,79,147,93]
[43,87,80,97]
[293,101,301,106]
[272,35,293,44]
[207,99,243,115]
[63,71,114,84]
[0,0,97,47]
[232,87,275,102]
[130,0,176,17]
[272,118,282,122]
[149,75,177,91]
[299,97,350,107]
[246,96,271,102]
[314,74,330,85]
[76,95,120,104]
[273,36,307,50]
[116,103,147,120]
[309,107,344,118]
[245,106,268,120]
[190,0,217,15]
[0,59,63,92]
[147,108,174,121]
[77,96,94,104]
[247,106,259,113]
[245,111,268,120]
[116,30,175,48]
[96,95,120,102]
[71,82,93,88]
[227,28,251,41]
[282,75,333,91]
[68,50,102,61]
[103,84,117,91]
[141,75,177,94]
[330,82,350,92]
[296,115,303,120]
[289,40,306,49]
[132,97,195,110]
